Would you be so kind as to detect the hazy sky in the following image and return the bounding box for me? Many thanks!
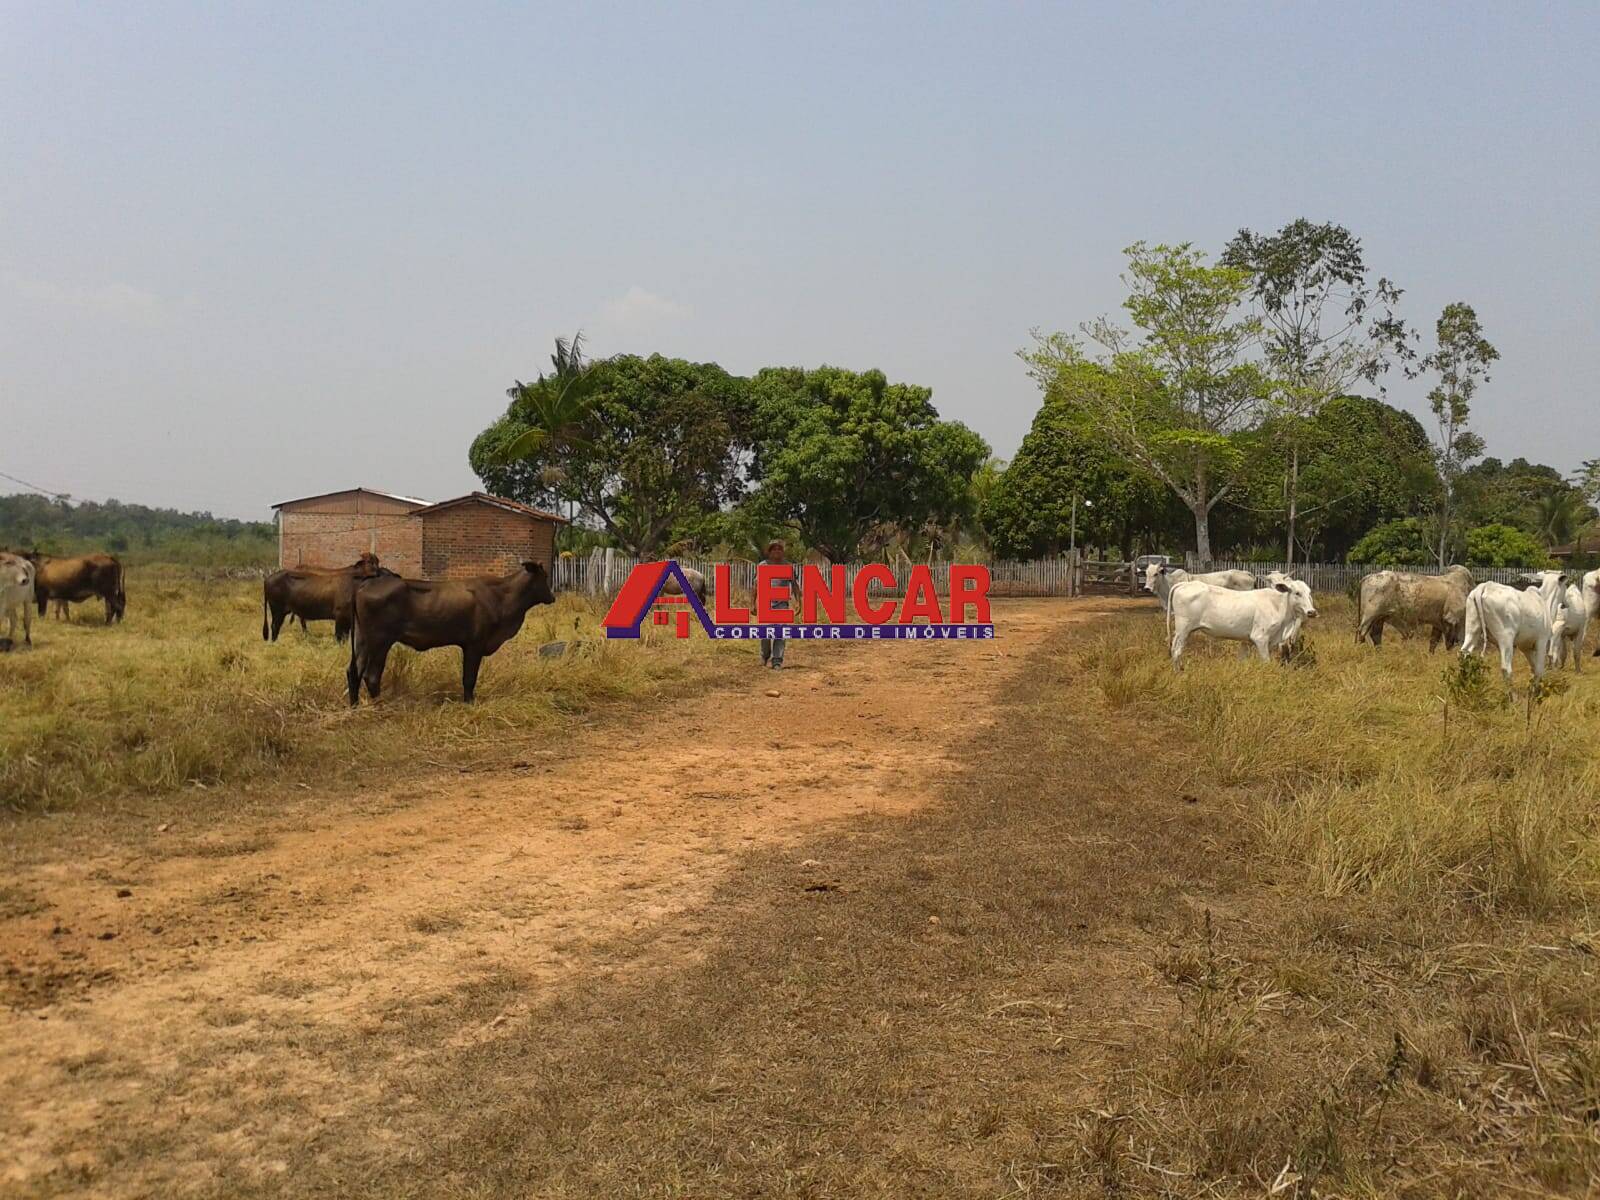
[3,2,1597,520]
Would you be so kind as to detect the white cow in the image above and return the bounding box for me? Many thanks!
[1259,572,1312,658]
[1144,562,1188,611]
[1532,570,1588,673]
[0,552,34,649]
[1584,568,1600,659]
[1191,568,1257,591]
[1168,577,1318,670]
[1460,573,1569,686]
[1144,563,1255,612]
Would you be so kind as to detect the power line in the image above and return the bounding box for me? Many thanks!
[0,469,72,500]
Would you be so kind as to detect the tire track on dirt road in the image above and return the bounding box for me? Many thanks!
[1,598,1132,1196]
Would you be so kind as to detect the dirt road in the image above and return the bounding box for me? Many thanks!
[1,598,1126,1196]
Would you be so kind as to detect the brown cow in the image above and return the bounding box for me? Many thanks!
[347,562,555,704]
[1356,564,1474,650]
[262,553,387,643]
[26,552,125,623]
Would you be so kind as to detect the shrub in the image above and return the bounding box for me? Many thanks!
[1441,650,1500,711]
[1463,523,1552,568]
[1349,518,1432,566]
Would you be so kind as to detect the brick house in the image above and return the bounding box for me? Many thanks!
[274,487,565,579]
[1551,524,1600,564]
[413,493,565,579]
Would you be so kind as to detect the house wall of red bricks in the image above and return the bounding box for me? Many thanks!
[420,504,557,580]
[278,512,423,576]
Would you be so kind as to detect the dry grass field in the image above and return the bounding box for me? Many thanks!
[0,570,743,814]
[3,590,1599,1197]
[1074,597,1600,1194]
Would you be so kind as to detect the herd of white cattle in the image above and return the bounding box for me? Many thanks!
[1145,561,1600,686]
[1458,570,1596,683]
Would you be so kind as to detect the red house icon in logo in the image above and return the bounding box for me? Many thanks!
[650,590,692,637]
[603,561,716,639]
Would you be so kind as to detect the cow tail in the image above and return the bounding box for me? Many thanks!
[1464,587,1485,653]
[116,560,126,616]
[347,585,362,700]
[262,587,270,641]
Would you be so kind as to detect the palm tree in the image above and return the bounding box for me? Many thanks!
[496,333,599,547]
[499,333,597,459]
[1533,486,1587,549]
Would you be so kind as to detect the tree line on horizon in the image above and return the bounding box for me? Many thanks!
[472,220,1599,570]
[0,493,277,568]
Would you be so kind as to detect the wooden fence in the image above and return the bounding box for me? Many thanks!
[553,552,1130,599]
[553,554,1035,596]
[556,551,1547,602]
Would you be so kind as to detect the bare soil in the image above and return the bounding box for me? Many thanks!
[15,595,1574,1197]
[3,598,1134,1197]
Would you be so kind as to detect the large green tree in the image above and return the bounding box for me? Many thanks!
[1418,303,1497,567]
[984,383,1183,559]
[1024,242,1265,562]
[1456,457,1567,531]
[471,353,749,557]
[1221,220,1410,563]
[1225,395,1436,560]
[1451,456,1594,548]
[743,366,988,560]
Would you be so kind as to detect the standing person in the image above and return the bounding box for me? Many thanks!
[759,539,792,669]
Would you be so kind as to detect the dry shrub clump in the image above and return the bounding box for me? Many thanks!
[0,570,741,813]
